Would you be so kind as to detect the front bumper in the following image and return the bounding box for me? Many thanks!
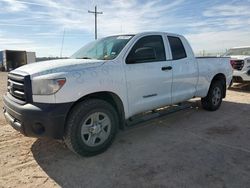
[3,95,73,139]
[233,69,250,82]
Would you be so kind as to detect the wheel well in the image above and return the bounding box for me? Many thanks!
[65,92,125,130]
[211,73,226,98]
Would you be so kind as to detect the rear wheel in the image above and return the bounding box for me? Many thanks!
[64,99,118,156]
[201,81,223,111]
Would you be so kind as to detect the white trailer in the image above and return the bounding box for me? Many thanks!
[0,50,36,71]
[26,52,36,64]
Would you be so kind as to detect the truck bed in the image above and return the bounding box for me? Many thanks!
[195,57,232,97]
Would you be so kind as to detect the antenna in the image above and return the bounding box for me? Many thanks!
[60,29,65,58]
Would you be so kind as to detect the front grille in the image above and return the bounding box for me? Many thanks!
[231,60,244,71]
[7,73,30,102]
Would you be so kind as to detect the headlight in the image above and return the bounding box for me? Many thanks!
[247,59,250,64]
[32,78,66,95]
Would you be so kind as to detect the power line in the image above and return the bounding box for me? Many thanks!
[88,6,103,40]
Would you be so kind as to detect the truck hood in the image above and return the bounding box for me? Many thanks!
[229,55,250,60]
[12,58,106,77]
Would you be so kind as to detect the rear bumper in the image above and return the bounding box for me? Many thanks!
[3,95,73,139]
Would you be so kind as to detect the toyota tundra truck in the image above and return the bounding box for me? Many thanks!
[3,32,232,156]
[224,46,250,83]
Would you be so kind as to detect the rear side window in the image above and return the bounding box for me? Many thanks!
[168,36,187,60]
[126,35,166,64]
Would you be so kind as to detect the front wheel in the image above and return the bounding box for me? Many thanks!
[201,81,224,111]
[64,99,118,156]
[228,79,233,89]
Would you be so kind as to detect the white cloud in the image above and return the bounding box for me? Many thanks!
[16,0,185,34]
[0,38,32,45]
[203,4,250,17]
[186,3,250,54]
[13,0,82,11]
[97,0,185,35]
[0,0,28,12]
[186,30,250,54]
[0,36,61,56]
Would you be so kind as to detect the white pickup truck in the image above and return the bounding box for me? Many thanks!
[224,46,250,83]
[3,32,232,156]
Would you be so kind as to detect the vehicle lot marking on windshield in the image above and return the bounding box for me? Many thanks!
[117,36,132,40]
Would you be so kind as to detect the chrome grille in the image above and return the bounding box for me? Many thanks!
[7,73,26,102]
[231,60,244,71]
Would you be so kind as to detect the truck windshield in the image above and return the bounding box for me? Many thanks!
[71,35,134,60]
[224,48,250,56]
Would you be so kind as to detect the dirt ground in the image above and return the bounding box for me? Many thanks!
[0,72,250,188]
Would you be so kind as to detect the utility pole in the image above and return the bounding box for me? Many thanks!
[88,6,103,40]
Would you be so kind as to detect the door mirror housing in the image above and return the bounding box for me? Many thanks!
[126,47,156,64]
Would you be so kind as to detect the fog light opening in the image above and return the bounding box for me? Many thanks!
[32,123,45,135]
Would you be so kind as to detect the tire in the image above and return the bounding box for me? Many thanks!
[201,81,224,111]
[64,99,118,156]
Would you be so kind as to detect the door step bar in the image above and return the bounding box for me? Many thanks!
[125,102,193,127]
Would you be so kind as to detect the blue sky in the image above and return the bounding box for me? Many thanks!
[0,0,250,57]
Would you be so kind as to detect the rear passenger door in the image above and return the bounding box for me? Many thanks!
[167,35,197,104]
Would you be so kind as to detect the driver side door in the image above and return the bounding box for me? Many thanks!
[124,35,173,116]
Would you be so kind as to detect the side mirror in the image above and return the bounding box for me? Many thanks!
[126,47,156,64]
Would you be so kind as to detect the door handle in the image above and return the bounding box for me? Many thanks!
[161,66,172,71]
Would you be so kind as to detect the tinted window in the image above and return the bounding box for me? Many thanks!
[168,36,187,60]
[126,35,166,64]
